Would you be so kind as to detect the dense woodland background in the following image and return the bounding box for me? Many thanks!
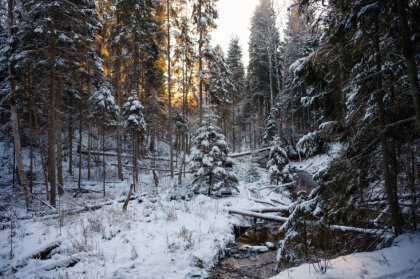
[0,0,419,273]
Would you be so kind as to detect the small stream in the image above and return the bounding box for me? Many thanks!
[209,169,316,279]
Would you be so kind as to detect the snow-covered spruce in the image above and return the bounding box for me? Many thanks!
[267,138,290,184]
[189,108,238,196]
[263,112,277,145]
[296,131,329,158]
[245,164,261,183]
[122,91,146,131]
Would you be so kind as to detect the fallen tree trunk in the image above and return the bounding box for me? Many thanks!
[23,240,62,260]
[227,208,288,222]
[328,224,385,235]
[248,206,289,213]
[251,198,277,207]
[270,199,289,206]
[230,147,272,158]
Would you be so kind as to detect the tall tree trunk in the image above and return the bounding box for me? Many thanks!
[374,16,402,235]
[48,6,57,207]
[29,97,33,194]
[198,0,203,123]
[102,111,106,196]
[56,85,63,195]
[32,97,49,200]
[232,103,236,152]
[132,129,136,191]
[77,108,83,192]
[68,102,73,175]
[167,0,174,178]
[87,121,91,180]
[395,0,420,132]
[8,0,29,209]
[267,44,274,110]
[115,44,123,180]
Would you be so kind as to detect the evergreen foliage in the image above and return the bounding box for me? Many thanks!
[267,138,290,184]
[190,107,238,196]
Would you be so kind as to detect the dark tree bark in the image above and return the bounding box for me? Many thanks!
[78,108,83,192]
[48,6,57,207]
[373,15,403,235]
[56,86,63,195]
[8,0,29,209]
[395,0,420,132]
[32,97,49,200]
[167,0,174,178]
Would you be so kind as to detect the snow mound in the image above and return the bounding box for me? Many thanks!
[272,232,420,279]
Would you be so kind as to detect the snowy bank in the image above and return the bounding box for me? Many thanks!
[272,232,420,279]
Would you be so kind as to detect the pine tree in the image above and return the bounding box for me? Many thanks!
[190,107,238,196]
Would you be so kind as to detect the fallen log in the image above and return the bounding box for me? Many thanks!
[23,240,62,260]
[328,224,385,235]
[34,255,80,272]
[248,206,289,213]
[251,198,276,207]
[270,199,289,206]
[227,208,288,222]
[230,147,272,158]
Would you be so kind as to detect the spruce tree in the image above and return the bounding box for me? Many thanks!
[192,0,218,123]
[267,138,289,185]
[190,107,238,196]
[89,81,119,196]
[123,91,146,188]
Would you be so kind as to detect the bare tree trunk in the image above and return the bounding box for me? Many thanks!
[48,6,57,207]
[395,0,420,132]
[132,129,136,191]
[167,0,174,178]
[198,0,203,123]
[115,44,123,180]
[32,98,49,200]
[12,141,15,189]
[374,17,402,235]
[68,102,73,175]
[87,121,91,180]
[29,98,33,194]
[56,86,63,195]
[267,45,274,110]
[8,0,29,209]
[102,111,106,196]
[77,108,83,192]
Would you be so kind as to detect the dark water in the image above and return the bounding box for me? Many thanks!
[208,223,282,279]
[209,170,316,279]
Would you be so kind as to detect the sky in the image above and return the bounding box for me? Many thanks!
[210,0,259,66]
[210,0,291,66]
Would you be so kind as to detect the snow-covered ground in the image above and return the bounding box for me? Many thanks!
[1,140,418,279]
[272,232,420,279]
[0,143,290,279]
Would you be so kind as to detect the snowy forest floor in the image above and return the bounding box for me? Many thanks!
[0,140,419,279]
